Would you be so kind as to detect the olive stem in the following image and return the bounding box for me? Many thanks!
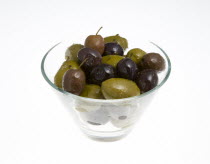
[96,27,103,35]
[79,58,88,68]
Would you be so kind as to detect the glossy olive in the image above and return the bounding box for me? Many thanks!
[77,48,102,71]
[116,58,138,80]
[85,35,104,54]
[126,48,146,64]
[101,78,140,99]
[85,27,105,54]
[62,69,86,95]
[65,44,84,62]
[135,69,158,93]
[103,43,124,56]
[104,34,128,50]
[139,53,165,71]
[80,84,104,99]
[89,64,116,85]
[102,55,124,67]
[54,60,79,88]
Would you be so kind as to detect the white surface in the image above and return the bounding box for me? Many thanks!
[1,0,210,163]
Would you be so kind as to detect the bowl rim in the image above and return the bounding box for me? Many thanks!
[41,42,171,103]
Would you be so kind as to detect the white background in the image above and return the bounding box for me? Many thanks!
[1,0,210,163]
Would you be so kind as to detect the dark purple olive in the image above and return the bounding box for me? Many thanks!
[103,43,124,56]
[116,58,138,80]
[62,69,86,95]
[139,53,165,71]
[135,69,158,93]
[89,64,116,85]
[78,48,102,71]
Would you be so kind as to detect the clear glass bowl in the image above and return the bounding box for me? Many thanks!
[41,40,171,141]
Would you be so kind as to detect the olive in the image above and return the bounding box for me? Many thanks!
[84,27,105,54]
[126,48,146,64]
[135,69,158,93]
[104,34,128,50]
[62,69,86,95]
[116,58,138,80]
[103,43,124,56]
[54,60,79,88]
[139,53,165,71]
[101,78,140,99]
[89,64,116,85]
[102,55,124,67]
[65,44,84,62]
[77,47,102,71]
[80,84,104,99]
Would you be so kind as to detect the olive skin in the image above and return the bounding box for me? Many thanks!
[139,53,165,71]
[62,69,86,95]
[80,84,104,99]
[85,35,105,54]
[104,34,128,50]
[126,48,146,64]
[135,69,158,93]
[103,43,124,56]
[89,64,116,85]
[54,60,79,88]
[77,48,102,71]
[101,78,140,99]
[65,44,84,62]
[116,58,138,80]
[102,55,124,67]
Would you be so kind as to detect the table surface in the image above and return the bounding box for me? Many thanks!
[0,0,210,164]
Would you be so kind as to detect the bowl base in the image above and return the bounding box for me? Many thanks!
[80,126,133,142]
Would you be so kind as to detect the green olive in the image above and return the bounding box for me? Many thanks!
[65,44,84,62]
[104,34,128,50]
[101,78,140,99]
[54,60,79,88]
[126,48,146,64]
[102,55,124,67]
[80,84,104,99]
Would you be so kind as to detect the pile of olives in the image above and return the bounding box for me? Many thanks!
[54,27,165,99]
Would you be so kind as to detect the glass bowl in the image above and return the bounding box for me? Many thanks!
[41,40,171,141]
